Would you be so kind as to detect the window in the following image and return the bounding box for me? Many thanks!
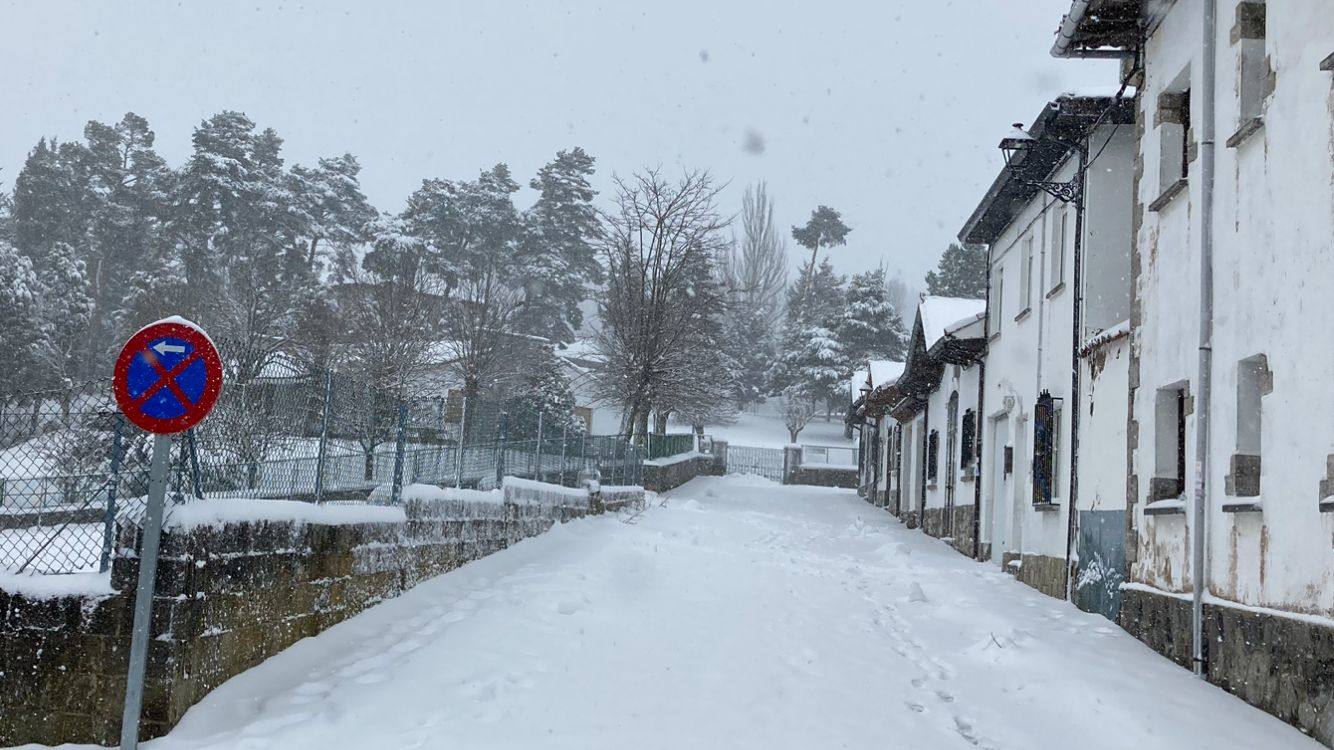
[926,430,939,484]
[1152,384,1189,501]
[1230,1,1268,145]
[1228,354,1270,497]
[1049,207,1067,292]
[1032,390,1062,505]
[960,409,977,475]
[1018,236,1034,315]
[1153,67,1192,203]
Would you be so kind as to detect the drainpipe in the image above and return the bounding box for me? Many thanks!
[1064,141,1090,602]
[1192,0,1219,680]
[973,356,987,560]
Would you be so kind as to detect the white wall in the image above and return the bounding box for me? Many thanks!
[1129,0,1334,613]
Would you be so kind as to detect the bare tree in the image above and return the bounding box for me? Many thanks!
[437,270,530,401]
[594,167,731,440]
[724,182,788,327]
[779,385,818,444]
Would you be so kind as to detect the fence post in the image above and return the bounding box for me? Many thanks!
[314,369,333,503]
[455,394,468,489]
[559,423,568,486]
[534,411,544,481]
[390,401,407,505]
[495,411,508,487]
[99,415,125,573]
[186,429,204,499]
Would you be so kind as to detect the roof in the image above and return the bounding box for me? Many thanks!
[920,297,986,351]
[868,360,905,389]
[957,94,1136,246]
[1050,0,1143,58]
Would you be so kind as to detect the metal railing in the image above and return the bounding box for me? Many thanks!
[1,366,643,575]
[800,444,857,467]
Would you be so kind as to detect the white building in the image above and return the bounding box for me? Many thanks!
[1053,0,1334,740]
[958,93,1136,603]
[885,297,986,556]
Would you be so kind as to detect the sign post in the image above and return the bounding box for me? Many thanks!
[111,317,222,750]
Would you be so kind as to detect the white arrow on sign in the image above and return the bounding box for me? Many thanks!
[152,342,187,355]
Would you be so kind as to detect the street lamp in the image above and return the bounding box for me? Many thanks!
[998,122,1085,204]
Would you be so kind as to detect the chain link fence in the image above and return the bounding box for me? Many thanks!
[1,364,643,575]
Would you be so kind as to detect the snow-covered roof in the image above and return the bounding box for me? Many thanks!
[920,297,986,350]
[942,310,986,340]
[556,339,602,363]
[868,360,905,389]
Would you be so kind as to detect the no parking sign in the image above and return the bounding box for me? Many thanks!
[112,317,223,434]
[111,317,223,750]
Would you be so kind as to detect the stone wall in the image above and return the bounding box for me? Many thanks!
[0,481,641,747]
[1017,553,1069,600]
[949,504,977,558]
[1120,586,1334,746]
[786,465,859,488]
[641,446,724,493]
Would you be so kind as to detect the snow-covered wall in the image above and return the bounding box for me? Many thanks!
[0,481,632,747]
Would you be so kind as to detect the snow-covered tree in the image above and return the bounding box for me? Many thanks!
[288,153,376,272]
[836,267,907,365]
[594,168,731,440]
[504,345,584,440]
[791,205,850,283]
[32,241,94,389]
[925,242,987,299]
[778,385,819,443]
[0,240,41,404]
[723,303,775,410]
[517,148,602,342]
[724,182,788,328]
[81,113,173,365]
[772,324,846,407]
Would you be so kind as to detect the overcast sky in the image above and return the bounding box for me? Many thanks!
[0,0,1112,287]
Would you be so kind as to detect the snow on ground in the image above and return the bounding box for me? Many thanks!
[680,408,852,450]
[21,476,1318,750]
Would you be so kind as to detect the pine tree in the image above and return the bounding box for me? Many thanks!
[32,241,94,388]
[0,240,41,402]
[12,138,91,268]
[517,148,602,342]
[723,303,775,409]
[784,258,845,331]
[791,205,850,276]
[288,153,376,272]
[504,345,584,440]
[82,113,173,364]
[771,324,846,406]
[925,242,987,299]
[836,267,908,365]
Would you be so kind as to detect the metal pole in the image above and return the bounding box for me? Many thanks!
[534,411,544,481]
[455,395,468,489]
[390,401,407,505]
[559,424,568,486]
[495,411,508,487]
[120,432,173,750]
[314,369,333,503]
[1192,0,1219,679]
[186,429,203,499]
[99,416,125,573]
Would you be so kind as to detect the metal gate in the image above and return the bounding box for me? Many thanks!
[724,445,785,482]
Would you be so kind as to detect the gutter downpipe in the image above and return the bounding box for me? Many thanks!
[1064,141,1090,603]
[1192,0,1218,680]
[1051,0,1094,57]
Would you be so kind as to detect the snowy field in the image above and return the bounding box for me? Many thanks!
[26,475,1317,750]
[679,408,853,450]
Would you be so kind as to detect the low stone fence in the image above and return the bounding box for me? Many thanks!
[0,479,644,747]
[641,443,726,493]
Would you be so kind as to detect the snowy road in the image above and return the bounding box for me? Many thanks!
[56,476,1318,750]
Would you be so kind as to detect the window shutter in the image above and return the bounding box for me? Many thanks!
[1033,391,1055,504]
